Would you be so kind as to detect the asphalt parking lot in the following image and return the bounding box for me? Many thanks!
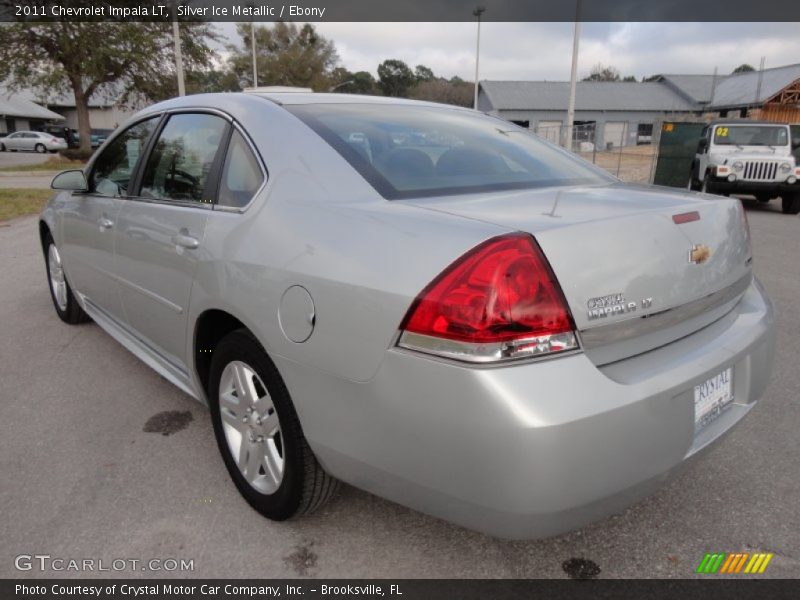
[0,150,52,168]
[0,151,68,189]
[0,200,798,580]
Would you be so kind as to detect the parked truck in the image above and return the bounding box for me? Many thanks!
[688,120,800,214]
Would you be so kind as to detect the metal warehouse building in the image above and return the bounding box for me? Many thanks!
[477,81,698,149]
[478,63,800,149]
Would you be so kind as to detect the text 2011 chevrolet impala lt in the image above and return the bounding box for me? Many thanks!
[39,91,775,539]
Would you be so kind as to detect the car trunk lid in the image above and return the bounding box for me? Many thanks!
[405,183,752,365]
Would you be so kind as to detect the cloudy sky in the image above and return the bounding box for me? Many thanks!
[214,21,800,81]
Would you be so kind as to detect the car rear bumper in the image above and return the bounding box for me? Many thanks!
[281,279,775,539]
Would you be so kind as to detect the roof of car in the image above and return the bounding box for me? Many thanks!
[133,92,478,128]
[247,91,474,111]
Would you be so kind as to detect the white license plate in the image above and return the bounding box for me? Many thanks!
[694,367,734,431]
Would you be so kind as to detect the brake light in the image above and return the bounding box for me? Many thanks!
[51,138,58,143]
[397,233,578,363]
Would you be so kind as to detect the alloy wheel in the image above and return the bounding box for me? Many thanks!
[47,244,68,311]
[218,360,285,494]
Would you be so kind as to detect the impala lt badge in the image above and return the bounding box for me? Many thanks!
[587,294,653,320]
[690,244,712,264]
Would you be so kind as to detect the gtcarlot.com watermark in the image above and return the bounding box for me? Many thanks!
[14,554,194,573]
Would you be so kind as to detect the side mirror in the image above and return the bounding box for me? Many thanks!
[792,138,800,149]
[697,138,708,152]
[51,169,88,192]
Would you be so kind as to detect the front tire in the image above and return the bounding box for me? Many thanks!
[700,173,712,194]
[782,193,800,215]
[44,233,91,324]
[208,330,338,520]
[688,165,702,191]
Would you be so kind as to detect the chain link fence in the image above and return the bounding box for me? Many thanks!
[535,122,662,184]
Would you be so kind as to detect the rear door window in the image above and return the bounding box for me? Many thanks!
[139,113,228,205]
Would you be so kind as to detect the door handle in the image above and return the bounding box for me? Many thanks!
[97,217,114,230]
[172,232,199,250]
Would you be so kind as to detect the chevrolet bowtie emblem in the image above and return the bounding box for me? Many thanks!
[690,244,712,264]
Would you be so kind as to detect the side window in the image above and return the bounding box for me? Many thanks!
[90,118,158,197]
[139,113,228,204]
[217,130,265,208]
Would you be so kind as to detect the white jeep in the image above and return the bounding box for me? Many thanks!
[688,120,800,214]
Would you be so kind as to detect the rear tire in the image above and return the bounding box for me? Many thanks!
[782,193,800,215]
[44,233,91,324]
[35,143,46,154]
[208,329,338,520]
[0,143,5,152]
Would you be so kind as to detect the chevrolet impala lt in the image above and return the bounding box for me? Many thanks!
[39,91,776,539]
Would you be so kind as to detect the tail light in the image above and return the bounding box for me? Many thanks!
[397,233,578,363]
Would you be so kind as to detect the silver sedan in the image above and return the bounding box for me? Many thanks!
[39,91,775,539]
[1,130,68,153]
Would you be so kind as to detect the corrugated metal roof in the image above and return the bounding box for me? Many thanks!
[708,63,800,109]
[480,81,696,112]
[658,74,718,104]
[0,93,65,120]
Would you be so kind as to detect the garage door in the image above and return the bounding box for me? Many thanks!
[604,122,627,148]
[537,121,562,144]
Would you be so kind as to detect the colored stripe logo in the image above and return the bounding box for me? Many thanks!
[696,552,773,574]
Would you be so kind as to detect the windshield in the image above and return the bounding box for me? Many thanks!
[713,125,789,146]
[288,103,612,199]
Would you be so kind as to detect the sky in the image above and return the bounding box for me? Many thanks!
[214,21,800,81]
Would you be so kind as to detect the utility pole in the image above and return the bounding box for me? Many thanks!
[564,0,581,149]
[172,1,185,96]
[473,6,486,110]
[251,20,258,88]
[754,56,766,115]
[709,66,718,106]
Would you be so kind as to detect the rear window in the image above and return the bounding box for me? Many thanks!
[287,103,611,199]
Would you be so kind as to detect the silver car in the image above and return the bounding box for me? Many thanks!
[39,92,775,539]
[1,130,68,153]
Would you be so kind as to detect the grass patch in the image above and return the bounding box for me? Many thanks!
[0,188,53,222]
[0,156,86,172]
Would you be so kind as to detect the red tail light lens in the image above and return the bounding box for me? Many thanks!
[398,233,578,363]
